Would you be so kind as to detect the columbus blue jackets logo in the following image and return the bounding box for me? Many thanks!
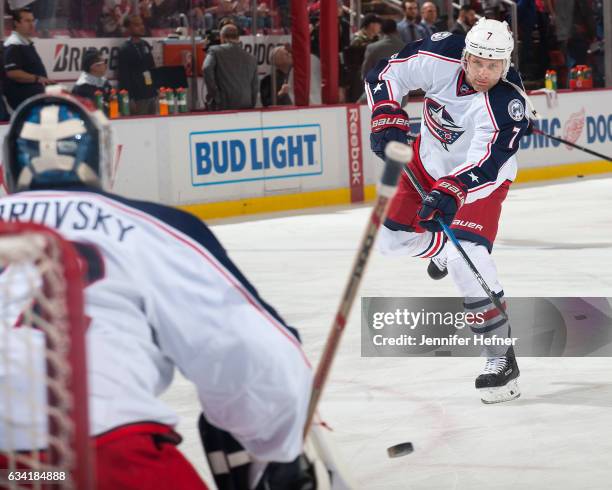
[508,99,525,121]
[423,98,464,151]
[431,32,452,41]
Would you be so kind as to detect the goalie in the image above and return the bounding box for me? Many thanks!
[0,89,350,489]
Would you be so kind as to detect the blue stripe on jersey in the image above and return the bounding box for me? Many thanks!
[451,228,493,252]
[454,69,530,191]
[69,186,301,343]
[383,218,416,233]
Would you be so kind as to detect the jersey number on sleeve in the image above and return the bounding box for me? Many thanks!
[508,126,521,149]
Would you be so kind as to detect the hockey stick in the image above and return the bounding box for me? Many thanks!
[303,143,406,438]
[532,128,612,162]
[110,144,123,190]
[402,165,509,322]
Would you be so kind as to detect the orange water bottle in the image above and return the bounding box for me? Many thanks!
[158,88,169,116]
[109,89,119,119]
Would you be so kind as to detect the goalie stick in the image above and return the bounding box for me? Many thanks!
[303,142,406,437]
[197,144,404,490]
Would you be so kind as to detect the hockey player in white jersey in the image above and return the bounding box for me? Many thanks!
[0,90,347,489]
[365,19,530,403]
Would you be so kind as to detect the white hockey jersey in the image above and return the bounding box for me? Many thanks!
[365,32,530,203]
[0,188,312,463]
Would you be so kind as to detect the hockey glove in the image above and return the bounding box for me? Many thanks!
[370,101,410,160]
[418,176,467,232]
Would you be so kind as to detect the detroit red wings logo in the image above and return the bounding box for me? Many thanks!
[423,98,464,151]
[562,108,585,150]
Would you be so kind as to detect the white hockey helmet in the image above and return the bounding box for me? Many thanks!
[463,18,514,77]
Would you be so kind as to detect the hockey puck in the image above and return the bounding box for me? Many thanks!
[387,442,414,458]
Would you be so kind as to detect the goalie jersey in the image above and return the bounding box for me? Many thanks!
[365,32,530,203]
[0,188,312,462]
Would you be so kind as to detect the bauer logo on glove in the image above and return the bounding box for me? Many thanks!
[418,176,467,232]
[371,115,410,132]
[437,180,466,206]
[369,101,410,160]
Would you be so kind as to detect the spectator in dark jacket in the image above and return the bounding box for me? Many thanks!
[419,2,438,39]
[344,14,382,102]
[361,19,405,80]
[451,5,476,35]
[261,45,293,107]
[397,1,424,44]
[72,48,113,110]
[203,24,258,110]
[3,7,53,110]
[117,15,157,115]
[0,44,9,122]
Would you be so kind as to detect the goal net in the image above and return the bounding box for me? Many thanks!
[0,222,93,489]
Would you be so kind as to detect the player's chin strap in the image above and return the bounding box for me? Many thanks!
[503,76,539,121]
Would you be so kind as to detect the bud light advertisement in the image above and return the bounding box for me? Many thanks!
[189,124,323,186]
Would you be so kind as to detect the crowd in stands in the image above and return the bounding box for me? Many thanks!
[4,0,290,38]
[0,0,607,118]
[1,7,160,118]
[310,0,607,101]
[0,5,301,117]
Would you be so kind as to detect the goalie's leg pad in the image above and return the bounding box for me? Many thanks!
[198,414,252,490]
[199,413,356,490]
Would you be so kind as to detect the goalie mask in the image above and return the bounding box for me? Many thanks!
[3,89,113,193]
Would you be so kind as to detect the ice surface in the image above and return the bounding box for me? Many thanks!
[161,177,612,489]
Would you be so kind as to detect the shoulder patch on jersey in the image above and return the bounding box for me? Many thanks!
[508,98,525,121]
[431,31,452,41]
[417,34,464,62]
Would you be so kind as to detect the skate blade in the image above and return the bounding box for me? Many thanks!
[479,379,521,404]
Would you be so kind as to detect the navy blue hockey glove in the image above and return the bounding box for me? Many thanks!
[418,176,467,232]
[370,101,410,160]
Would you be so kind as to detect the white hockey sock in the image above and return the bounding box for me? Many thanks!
[446,241,501,297]
[447,241,509,358]
[377,226,445,258]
